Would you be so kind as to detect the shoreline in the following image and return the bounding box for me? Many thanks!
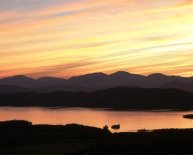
[1,106,193,112]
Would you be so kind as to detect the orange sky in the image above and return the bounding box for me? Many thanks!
[0,0,193,78]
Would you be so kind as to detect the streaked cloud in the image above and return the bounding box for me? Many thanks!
[0,0,193,78]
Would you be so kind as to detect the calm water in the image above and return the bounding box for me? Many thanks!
[1,107,193,132]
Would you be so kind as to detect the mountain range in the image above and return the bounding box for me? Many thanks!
[0,71,193,94]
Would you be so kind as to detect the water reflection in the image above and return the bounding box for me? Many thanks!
[0,107,193,132]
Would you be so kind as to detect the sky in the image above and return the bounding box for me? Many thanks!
[0,0,193,78]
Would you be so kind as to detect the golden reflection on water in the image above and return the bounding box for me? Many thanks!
[1,107,193,132]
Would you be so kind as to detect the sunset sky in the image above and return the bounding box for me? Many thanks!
[0,0,193,78]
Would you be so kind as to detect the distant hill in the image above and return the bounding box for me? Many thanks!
[35,85,86,93]
[0,85,31,94]
[0,71,193,93]
[1,87,193,110]
[161,81,193,93]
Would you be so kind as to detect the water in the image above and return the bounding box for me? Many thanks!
[1,107,193,132]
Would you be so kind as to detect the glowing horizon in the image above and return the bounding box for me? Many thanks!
[1,71,193,80]
[1,0,193,78]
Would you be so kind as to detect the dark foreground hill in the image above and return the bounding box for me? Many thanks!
[1,87,193,110]
[1,120,193,155]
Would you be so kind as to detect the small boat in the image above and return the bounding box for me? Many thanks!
[111,124,120,130]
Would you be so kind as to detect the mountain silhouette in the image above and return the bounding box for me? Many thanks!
[0,75,34,87]
[35,77,67,88]
[0,71,193,93]
[69,72,108,89]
